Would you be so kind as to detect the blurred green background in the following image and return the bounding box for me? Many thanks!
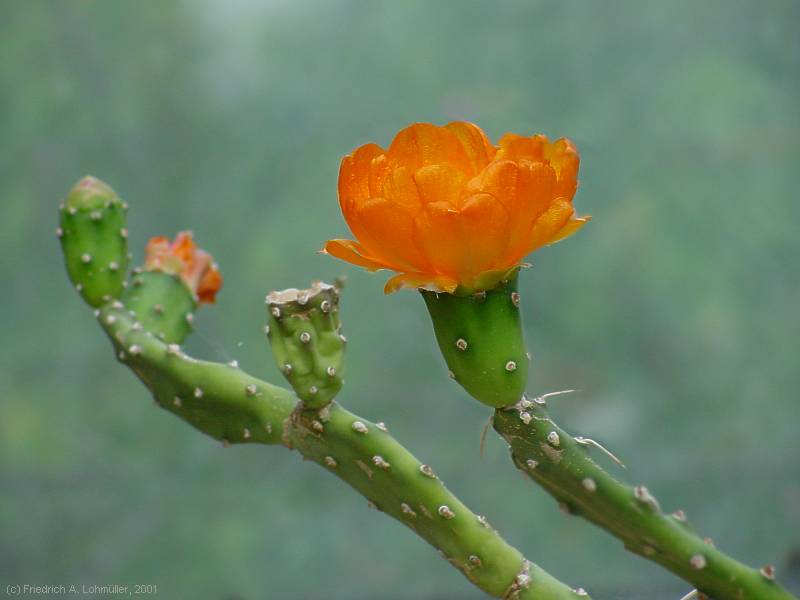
[2,1,798,598]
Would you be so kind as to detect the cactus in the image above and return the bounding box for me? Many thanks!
[265,281,346,408]
[493,396,795,600]
[421,274,528,408]
[59,177,798,600]
[59,176,129,307]
[60,177,587,600]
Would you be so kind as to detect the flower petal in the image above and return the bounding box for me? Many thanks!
[544,138,579,200]
[387,123,472,173]
[519,198,576,256]
[197,265,223,304]
[547,215,591,244]
[339,143,384,218]
[355,198,431,271]
[445,121,496,174]
[500,161,558,263]
[413,164,467,207]
[413,201,465,277]
[378,164,421,211]
[459,193,510,279]
[323,239,395,272]
[496,133,548,163]
[384,272,458,294]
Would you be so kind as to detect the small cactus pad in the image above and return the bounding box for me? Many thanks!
[421,276,528,408]
[265,281,345,408]
[121,270,197,344]
[59,176,129,307]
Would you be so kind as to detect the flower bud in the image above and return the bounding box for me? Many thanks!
[121,232,222,344]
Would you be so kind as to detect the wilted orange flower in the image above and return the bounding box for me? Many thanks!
[324,122,589,293]
[145,231,222,303]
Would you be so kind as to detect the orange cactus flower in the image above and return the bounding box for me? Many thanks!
[145,231,222,304]
[324,122,590,293]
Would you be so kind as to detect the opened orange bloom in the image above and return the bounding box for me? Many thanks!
[145,231,222,303]
[324,122,589,293]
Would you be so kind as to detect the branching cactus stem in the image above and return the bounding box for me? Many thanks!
[96,302,586,600]
[493,397,796,600]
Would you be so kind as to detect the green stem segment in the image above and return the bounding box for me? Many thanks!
[121,270,197,344]
[266,282,346,408]
[421,275,529,408]
[59,176,130,307]
[493,398,797,600]
[97,302,586,600]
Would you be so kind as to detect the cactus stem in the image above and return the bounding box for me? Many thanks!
[83,301,589,599]
[495,399,798,599]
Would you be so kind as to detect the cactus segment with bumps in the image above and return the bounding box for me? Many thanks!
[421,275,529,408]
[121,270,196,344]
[59,176,129,307]
[265,282,346,408]
[493,397,796,600]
